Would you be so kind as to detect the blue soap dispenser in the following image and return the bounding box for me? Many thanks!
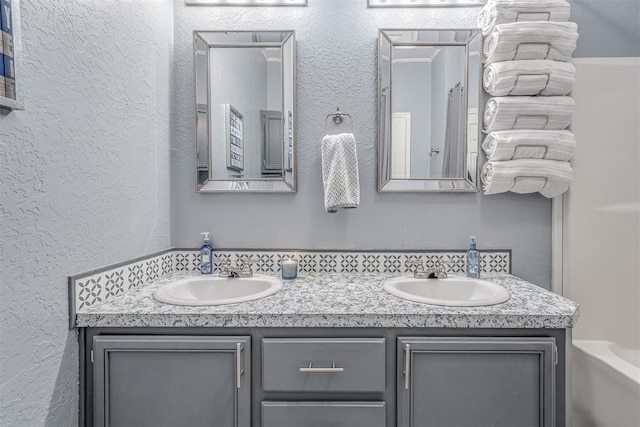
[200,232,213,274]
[466,236,481,279]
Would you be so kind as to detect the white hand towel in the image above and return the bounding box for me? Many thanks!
[482,22,578,65]
[481,159,573,198]
[478,0,571,36]
[321,133,360,213]
[482,130,576,161]
[483,60,576,96]
[483,96,575,133]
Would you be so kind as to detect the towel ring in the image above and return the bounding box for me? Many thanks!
[325,107,354,134]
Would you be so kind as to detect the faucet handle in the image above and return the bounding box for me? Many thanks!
[239,258,258,271]
[435,258,449,278]
[406,259,425,273]
[213,257,230,267]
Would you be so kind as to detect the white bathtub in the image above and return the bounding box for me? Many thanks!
[572,340,640,427]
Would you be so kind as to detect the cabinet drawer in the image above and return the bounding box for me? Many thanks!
[262,401,385,427]
[262,338,385,392]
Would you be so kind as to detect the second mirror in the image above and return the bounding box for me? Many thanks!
[378,29,481,192]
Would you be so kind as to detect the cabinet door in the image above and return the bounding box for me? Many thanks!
[398,337,556,427]
[261,401,386,427]
[93,335,250,427]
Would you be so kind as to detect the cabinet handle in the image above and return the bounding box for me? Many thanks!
[299,362,344,373]
[403,343,411,390]
[236,342,244,389]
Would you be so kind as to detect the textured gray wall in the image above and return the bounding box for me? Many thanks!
[571,0,640,58]
[172,0,554,287]
[0,0,637,424]
[0,0,173,425]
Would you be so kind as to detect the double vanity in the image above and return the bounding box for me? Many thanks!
[76,261,578,427]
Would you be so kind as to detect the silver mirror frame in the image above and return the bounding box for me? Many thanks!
[186,0,306,5]
[194,30,297,193]
[368,0,485,7]
[377,29,482,193]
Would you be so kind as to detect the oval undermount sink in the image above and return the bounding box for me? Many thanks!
[153,275,283,306]
[383,276,510,307]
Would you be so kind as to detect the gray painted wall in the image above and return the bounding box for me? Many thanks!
[570,0,640,58]
[0,0,637,425]
[172,1,639,288]
[0,0,173,425]
[173,0,555,287]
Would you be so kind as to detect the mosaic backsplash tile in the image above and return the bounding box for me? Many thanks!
[70,249,511,319]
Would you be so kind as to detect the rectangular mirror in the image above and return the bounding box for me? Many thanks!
[377,29,481,192]
[195,31,296,193]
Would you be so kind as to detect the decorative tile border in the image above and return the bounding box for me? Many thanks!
[173,250,511,276]
[69,248,510,328]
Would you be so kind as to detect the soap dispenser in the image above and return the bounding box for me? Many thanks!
[200,232,213,274]
[466,236,481,279]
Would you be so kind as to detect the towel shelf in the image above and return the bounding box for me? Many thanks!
[325,108,354,134]
[508,74,551,96]
[512,114,550,130]
[513,42,551,61]
[515,11,551,22]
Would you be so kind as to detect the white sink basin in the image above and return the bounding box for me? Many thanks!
[153,275,283,306]
[383,276,510,307]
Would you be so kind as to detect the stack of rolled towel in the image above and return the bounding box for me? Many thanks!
[478,0,579,198]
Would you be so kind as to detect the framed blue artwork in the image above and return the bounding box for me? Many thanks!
[1,0,23,110]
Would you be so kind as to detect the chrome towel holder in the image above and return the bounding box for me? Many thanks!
[325,107,354,134]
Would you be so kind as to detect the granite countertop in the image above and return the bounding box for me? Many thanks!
[76,272,579,329]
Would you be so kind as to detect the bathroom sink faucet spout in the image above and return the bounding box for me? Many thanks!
[406,259,448,279]
[214,258,258,278]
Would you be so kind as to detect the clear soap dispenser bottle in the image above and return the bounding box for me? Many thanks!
[200,232,213,274]
[466,236,481,279]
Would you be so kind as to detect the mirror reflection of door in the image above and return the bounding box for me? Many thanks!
[261,110,283,175]
[391,112,411,178]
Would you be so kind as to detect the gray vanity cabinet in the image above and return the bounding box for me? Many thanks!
[92,335,251,427]
[261,338,387,427]
[398,337,557,427]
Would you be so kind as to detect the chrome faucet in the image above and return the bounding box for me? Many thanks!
[214,258,257,278]
[406,259,448,279]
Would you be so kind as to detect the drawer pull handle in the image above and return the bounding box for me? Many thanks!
[299,362,344,373]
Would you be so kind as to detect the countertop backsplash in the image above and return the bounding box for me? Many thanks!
[69,248,511,327]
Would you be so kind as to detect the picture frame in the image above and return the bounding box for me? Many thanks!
[0,0,23,110]
[286,110,293,171]
[225,104,244,172]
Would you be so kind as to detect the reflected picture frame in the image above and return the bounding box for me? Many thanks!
[0,0,23,110]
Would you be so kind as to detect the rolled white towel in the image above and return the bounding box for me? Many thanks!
[477,0,571,36]
[483,60,576,96]
[482,22,578,65]
[321,133,360,213]
[481,159,573,198]
[483,96,575,133]
[482,130,576,161]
